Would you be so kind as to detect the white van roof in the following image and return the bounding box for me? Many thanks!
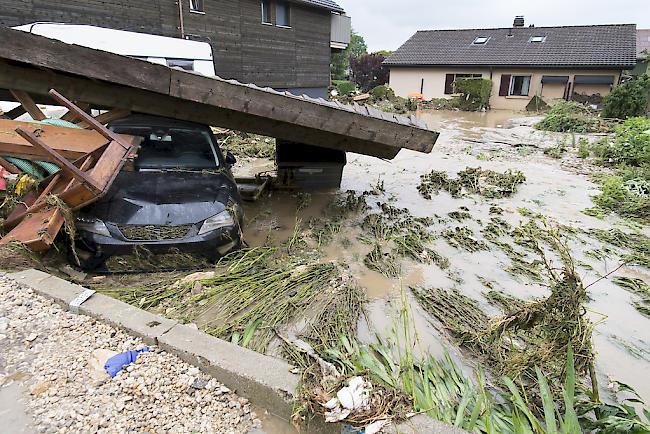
[13,23,213,61]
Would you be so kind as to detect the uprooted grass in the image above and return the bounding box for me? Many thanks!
[296,283,650,433]
[587,228,650,268]
[613,276,650,318]
[359,203,448,271]
[99,246,342,353]
[442,226,488,252]
[418,167,526,199]
[413,226,594,407]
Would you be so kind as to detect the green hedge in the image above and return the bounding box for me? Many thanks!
[333,80,357,96]
[453,78,492,110]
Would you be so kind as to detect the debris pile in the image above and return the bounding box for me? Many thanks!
[212,128,276,159]
[0,89,140,253]
[418,167,526,199]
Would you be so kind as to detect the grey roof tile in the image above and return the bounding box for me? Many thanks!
[294,0,344,12]
[385,24,637,68]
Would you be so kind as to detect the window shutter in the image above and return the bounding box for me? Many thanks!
[499,74,511,96]
[444,74,454,95]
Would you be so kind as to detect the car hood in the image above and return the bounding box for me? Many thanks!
[84,171,239,225]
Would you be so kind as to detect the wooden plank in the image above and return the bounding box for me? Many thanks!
[61,102,91,122]
[0,208,64,252]
[0,37,438,159]
[14,126,102,194]
[0,118,108,161]
[0,156,21,174]
[48,89,132,150]
[77,108,131,128]
[9,89,46,121]
[0,62,403,159]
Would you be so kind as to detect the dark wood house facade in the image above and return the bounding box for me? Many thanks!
[0,0,349,97]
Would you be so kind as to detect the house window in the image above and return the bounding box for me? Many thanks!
[529,36,546,43]
[444,73,483,94]
[472,36,490,45]
[510,75,531,96]
[189,0,204,13]
[276,1,291,27]
[261,0,272,24]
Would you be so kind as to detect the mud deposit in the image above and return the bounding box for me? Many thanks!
[239,109,650,404]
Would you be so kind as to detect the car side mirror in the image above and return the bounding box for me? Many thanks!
[225,152,237,166]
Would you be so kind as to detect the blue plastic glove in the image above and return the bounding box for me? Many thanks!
[104,348,149,377]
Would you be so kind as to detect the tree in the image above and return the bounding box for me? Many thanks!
[350,53,389,92]
[373,50,393,58]
[331,30,367,80]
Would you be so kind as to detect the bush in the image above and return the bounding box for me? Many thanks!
[333,80,357,96]
[592,174,650,222]
[453,78,492,110]
[535,101,610,133]
[350,54,389,92]
[369,84,395,101]
[592,117,650,165]
[603,75,650,119]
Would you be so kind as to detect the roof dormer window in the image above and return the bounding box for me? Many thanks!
[529,36,546,43]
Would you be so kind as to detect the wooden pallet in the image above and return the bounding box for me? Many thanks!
[1,89,139,252]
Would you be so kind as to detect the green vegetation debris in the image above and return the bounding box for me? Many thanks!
[364,244,400,277]
[587,228,650,268]
[448,207,472,221]
[535,100,612,133]
[443,226,488,252]
[613,276,650,318]
[413,228,595,405]
[418,167,526,199]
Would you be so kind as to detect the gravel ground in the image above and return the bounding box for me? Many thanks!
[0,274,261,434]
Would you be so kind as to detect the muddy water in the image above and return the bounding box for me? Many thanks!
[242,109,650,404]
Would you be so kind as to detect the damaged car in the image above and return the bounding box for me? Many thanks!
[74,115,243,269]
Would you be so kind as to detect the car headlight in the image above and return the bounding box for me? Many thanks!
[198,210,235,235]
[76,216,111,237]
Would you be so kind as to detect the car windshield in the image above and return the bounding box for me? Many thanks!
[111,126,219,170]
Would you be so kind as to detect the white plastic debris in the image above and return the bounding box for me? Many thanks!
[322,376,372,422]
[365,419,389,434]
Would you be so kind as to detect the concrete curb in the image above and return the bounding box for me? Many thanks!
[8,269,467,434]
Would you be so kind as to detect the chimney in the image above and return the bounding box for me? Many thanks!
[513,16,525,27]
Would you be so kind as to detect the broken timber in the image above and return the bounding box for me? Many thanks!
[0,27,438,159]
[1,90,140,252]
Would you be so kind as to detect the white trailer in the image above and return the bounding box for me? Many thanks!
[12,22,216,76]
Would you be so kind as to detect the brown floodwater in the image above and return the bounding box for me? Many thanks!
[241,109,650,406]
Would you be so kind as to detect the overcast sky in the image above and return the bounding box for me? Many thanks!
[335,0,649,53]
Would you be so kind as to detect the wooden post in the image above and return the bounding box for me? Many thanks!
[9,89,46,121]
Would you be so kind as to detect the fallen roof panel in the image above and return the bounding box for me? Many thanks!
[0,27,438,160]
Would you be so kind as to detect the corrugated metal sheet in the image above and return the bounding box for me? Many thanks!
[202,72,430,131]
